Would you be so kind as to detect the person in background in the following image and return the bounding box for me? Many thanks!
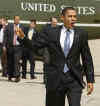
[42,17,58,84]
[4,16,25,82]
[22,19,37,79]
[0,17,8,77]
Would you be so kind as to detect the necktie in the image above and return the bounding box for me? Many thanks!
[13,24,17,45]
[63,29,70,73]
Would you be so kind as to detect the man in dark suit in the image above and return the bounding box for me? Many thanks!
[42,17,58,84]
[4,16,25,82]
[17,7,94,106]
[22,19,37,79]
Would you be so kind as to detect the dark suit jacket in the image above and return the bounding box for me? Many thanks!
[0,25,2,30]
[19,26,95,90]
[42,24,58,63]
[3,23,25,48]
[42,24,57,30]
[0,25,3,43]
[24,27,38,41]
[23,27,41,55]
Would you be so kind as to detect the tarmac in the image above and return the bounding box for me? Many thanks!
[0,39,100,106]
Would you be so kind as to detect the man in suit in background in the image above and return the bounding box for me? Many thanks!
[4,16,25,82]
[0,17,8,77]
[17,7,94,106]
[42,17,58,84]
[22,19,37,79]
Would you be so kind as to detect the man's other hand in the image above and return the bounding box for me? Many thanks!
[87,83,94,95]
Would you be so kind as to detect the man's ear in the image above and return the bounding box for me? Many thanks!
[61,15,64,21]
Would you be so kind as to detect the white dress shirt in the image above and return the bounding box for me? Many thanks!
[28,28,34,40]
[60,26,74,52]
[14,24,20,45]
[0,28,4,43]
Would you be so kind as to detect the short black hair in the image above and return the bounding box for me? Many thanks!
[61,7,76,16]
[30,19,36,24]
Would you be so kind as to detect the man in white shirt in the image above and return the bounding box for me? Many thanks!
[0,17,8,77]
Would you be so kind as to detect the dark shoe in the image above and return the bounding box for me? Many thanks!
[15,77,20,82]
[30,76,37,79]
[8,77,12,82]
[22,75,26,79]
[2,73,7,77]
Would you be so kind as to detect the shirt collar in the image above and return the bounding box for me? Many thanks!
[14,24,19,27]
[62,25,73,33]
[30,28,34,30]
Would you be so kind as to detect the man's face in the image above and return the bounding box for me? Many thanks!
[14,16,20,25]
[30,22,36,29]
[1,18,7,26]
[61,10,77,28]
[51,18,58,27]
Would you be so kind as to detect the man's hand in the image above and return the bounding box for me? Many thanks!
[87,83,94,95]
[3,46,6,52]
[16,28,25,38]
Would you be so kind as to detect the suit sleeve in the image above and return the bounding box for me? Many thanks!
[18,29,49,51]
[3,25,8,47]
[81,31,95,83]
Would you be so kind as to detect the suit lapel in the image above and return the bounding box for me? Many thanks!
[55,26,79,58]
[67,27,79,58]
[19,24,21,28]
[12,24,14,37]
[56,26,65,57]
